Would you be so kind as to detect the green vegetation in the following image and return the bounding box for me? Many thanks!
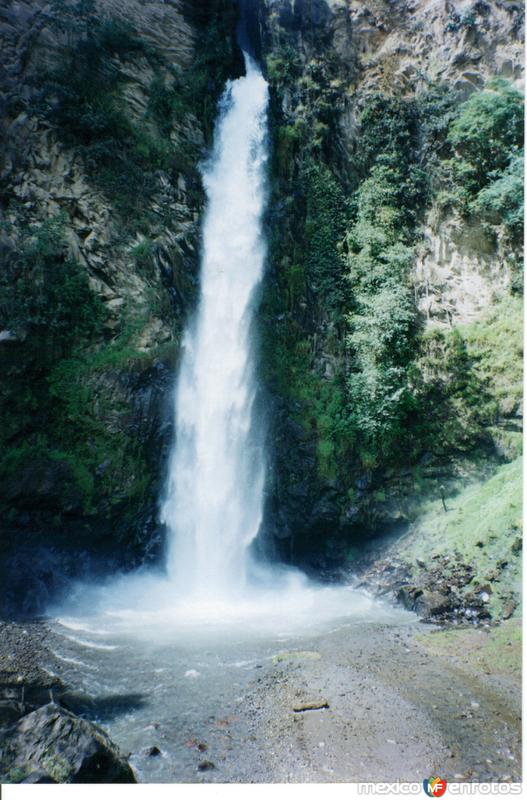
[0,216,167,521]
[412,291,523,461]
[262,60,523,552]
[0,216,104,446]
[437,80,524,258]
[344,95,425,466]
[446,80,523,198]
[418,618,521,681]
[266,46,302,85]
[399,457,522,619]
[0,215,103,361]
[305,164,349,315]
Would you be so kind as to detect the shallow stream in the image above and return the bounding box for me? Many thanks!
[46,580,412,782]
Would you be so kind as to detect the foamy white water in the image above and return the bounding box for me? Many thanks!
[160,53,269,601]
[50,55,413,634]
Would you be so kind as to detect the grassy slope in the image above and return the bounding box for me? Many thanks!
[397,457,522,619]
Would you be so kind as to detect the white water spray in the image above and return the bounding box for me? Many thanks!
[160,54,268,601]
[52,52,413,634]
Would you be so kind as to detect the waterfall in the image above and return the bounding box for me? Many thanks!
[52,46,406,633]
[160,54,269,602]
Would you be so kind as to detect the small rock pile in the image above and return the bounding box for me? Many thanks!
[356,554,514,626]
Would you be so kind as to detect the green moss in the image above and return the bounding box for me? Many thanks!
[412,296,523,460]
[459,296,523,419]
[399,457,522,617]
[0,215,104,363]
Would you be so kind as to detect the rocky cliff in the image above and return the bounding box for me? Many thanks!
[255,0,523,567]
[0,0,241,613]
[0,0,523,611]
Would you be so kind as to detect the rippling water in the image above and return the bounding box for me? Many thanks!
[47,583,412,782]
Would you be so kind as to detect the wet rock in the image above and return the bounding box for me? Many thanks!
[197,760,215,771]
[502,600,516,620]
[0,703,136,783]
[397,584,456,620]
[396,585,423,611]
[511,537,522,554]
[414,590,453,619]
[0,699,23,727]
[146,746,161,757]
[21,771,58,783]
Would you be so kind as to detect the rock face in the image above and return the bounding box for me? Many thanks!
[0,0,240,612]
[0,703,136,783]
[253,0,523,563]
[258,0,523,168]
[415,212,514,326]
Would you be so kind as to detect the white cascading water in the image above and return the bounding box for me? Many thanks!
[160,53,268,602]
[53,50,410,634]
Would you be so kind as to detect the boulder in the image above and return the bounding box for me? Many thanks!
[0,703,136,784]
[414,590,454,619]
[397,586,453,619]
[396,585,423,610]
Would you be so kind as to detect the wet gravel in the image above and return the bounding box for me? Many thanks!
[0,618,521,783]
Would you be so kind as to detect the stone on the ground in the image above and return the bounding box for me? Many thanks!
[292,699,329,712]
[198,760,215,771]
[0,703,136,783]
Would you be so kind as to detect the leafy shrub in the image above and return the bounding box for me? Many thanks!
[355,95,420,178]
[447,80,523,193]
[473,151,524,239]
[342,95,426,466]
[266,47,302,83]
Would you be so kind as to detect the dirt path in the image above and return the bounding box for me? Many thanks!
[221,621,521,783]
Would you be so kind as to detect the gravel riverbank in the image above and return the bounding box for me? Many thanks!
[0,613,520,784]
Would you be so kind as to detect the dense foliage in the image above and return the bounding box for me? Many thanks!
[0,216,103,363]
[262,59,523,542]
[438,80,524,252]
[344,96,425,466]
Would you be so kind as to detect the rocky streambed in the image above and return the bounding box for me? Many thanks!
[0,601,521,784]
[0,621,135,783]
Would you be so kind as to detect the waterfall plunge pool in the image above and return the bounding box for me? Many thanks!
[46,573,413,783]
